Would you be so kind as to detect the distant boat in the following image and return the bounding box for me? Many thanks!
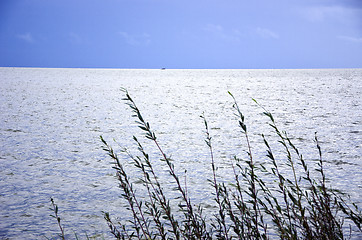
[161,68,166,70]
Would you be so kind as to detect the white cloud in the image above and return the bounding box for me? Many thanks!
[300,5,361,23]
[256,27,279,39]
[233,29,245,37]
[17,33,34,43]
[204,24,224,34]
[338,35,362,43]
[301,6,331,22]
[119,31,151,46]
[68,32,82,44]
[203,24,241,42]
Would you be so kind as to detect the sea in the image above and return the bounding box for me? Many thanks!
[0,68,361,239]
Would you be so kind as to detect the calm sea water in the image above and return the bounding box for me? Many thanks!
[0,68,361,239]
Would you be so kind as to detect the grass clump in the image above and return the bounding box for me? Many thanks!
[99,89,362,239]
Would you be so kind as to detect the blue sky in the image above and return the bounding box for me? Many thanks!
[1,0,361,69]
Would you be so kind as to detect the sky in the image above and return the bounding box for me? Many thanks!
[0,0,362,69]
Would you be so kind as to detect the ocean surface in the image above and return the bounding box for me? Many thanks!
[0,68,361,239]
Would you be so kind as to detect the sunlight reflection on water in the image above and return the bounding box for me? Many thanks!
[0,68,361,239]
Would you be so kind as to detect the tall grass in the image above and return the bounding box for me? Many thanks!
[53,88,362,239]
[99,89,362,239]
